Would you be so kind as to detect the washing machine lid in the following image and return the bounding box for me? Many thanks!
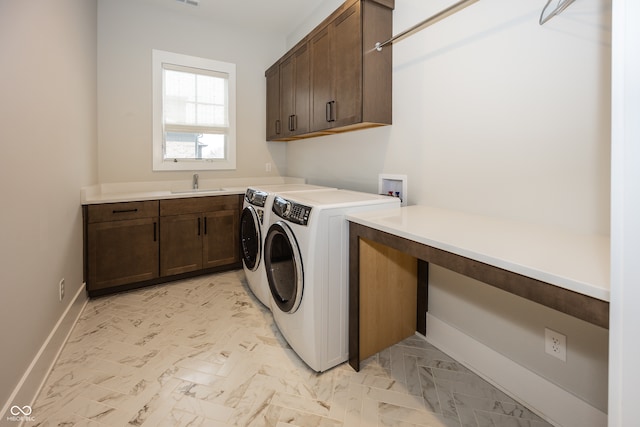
[265,221,303,313]
[276,189,397,209]
[245,184,334,207]
[250,183,332,193]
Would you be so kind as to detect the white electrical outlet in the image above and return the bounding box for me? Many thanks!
[545,328,566,361]
[59,278,65,301]
[265,163,272,172]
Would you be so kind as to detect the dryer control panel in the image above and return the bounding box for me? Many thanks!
[272,196,312,226]
[245,188,268,207]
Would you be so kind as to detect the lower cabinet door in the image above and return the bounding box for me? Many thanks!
[203,209,240,269]
[160,213,203,276]
[87,217,159,291]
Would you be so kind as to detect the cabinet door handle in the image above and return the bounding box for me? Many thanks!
[197,217,201,236]
[292,114,297,131]
[326,101,336,122]
[113,208,138,214]
[275,119,281,135]
[153,222,157,242]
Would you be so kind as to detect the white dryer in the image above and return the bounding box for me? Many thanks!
[240,184,333,308]
[263,189,400,372]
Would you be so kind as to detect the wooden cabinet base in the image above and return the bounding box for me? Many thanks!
[87,263,242,298]
[83,195,242,297]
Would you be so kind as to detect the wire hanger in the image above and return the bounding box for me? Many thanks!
[539,0,576,25]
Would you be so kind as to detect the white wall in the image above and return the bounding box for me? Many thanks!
[97,0,289,184]
[286,0,611,412]
[0,0,616,420]
[0,0,97,412]
[609,0,640,424]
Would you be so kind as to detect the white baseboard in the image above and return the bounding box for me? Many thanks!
[1,283,88,427]
[424,313,607,427]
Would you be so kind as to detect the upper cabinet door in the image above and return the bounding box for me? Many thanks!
[280,44,310,138]
[310,3,361,132]
[331,2,362,128]
[293,45,311,136]
[266,64,281,141]
[310,26,333,132]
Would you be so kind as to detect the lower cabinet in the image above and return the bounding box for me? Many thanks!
[159,195,241,277]
[83,195,242,296]
[159,213,202,276]
[203,209,240,268]
[85,201,159,292]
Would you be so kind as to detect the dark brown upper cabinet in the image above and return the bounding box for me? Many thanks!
[266,0,394,141]
[280,43,311,138]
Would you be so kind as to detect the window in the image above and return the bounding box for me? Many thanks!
[152,50,236,170]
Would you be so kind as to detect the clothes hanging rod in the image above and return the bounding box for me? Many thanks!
[374,0,576,51]
[375,0,480,52]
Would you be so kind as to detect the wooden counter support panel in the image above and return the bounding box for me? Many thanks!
[349,223,428,369]
[348,221,609,371]
[359,238,417,361]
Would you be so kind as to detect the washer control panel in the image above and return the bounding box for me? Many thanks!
[245,188,268,207]
[272,196,312,226]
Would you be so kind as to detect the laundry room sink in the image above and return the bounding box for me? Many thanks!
[170,188,227,195]
[171,188,227,194]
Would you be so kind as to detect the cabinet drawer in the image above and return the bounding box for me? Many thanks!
[87,201,159,223]
[160,195,241,216]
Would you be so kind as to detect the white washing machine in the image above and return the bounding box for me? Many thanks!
[240,184,333,308]
[263,189,400,372]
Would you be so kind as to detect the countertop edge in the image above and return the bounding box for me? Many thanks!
[347,207,610,303]
[80,177,307,205]
[81,188,246,205]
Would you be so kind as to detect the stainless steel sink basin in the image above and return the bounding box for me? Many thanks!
[170,188,226,194]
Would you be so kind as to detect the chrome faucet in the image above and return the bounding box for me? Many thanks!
[192,173,199,190]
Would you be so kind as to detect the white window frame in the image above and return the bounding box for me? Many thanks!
[152,49,236,171]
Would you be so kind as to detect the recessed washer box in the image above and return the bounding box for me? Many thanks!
[378,173,407,206]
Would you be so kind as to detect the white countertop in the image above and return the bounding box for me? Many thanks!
[81,188,247,204]
[347,205,610,302]
[81,177,305,205]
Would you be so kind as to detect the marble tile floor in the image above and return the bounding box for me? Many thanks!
[27,271,554,427]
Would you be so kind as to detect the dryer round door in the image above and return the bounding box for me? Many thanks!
[240,206,261,271]
[264,221,303,313]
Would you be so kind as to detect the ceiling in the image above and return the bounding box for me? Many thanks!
[135,0,327,36]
